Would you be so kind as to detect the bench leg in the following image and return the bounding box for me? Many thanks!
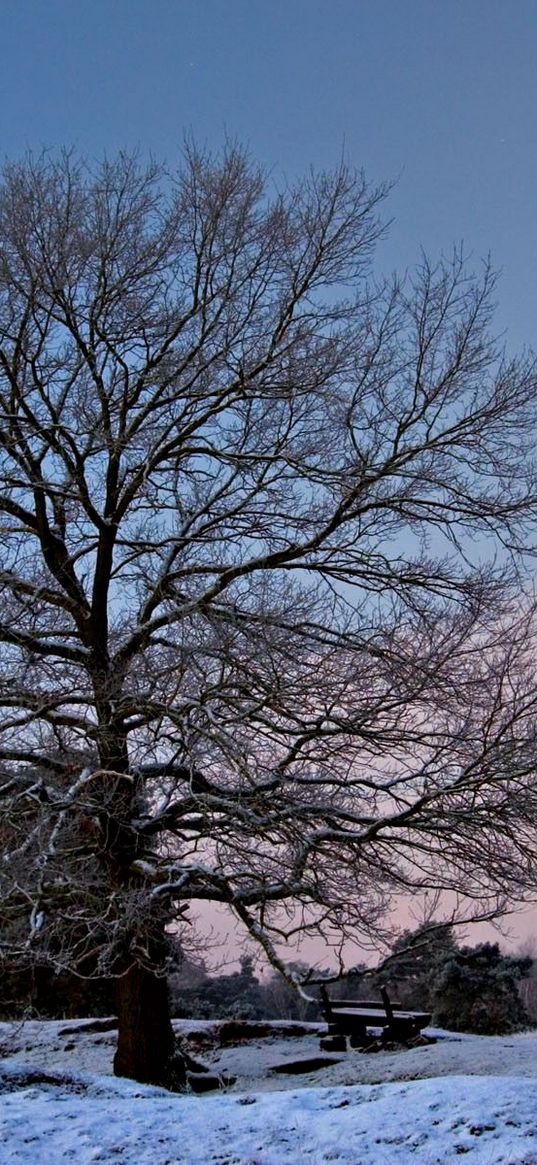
[320,1033,347,1052]
[384,1022,421,1045]
[349,1031,373,1049]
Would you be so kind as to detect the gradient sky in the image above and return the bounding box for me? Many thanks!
[1,0,537,354]
[2,0,537,961]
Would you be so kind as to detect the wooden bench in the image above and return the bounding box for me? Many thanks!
[319,984,432,1048]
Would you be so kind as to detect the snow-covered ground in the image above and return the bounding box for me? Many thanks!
[2,1018,537,1163]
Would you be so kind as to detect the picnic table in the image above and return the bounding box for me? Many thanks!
[320,984,432,1048]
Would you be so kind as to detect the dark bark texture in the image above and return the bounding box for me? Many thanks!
[114,961,180,1088]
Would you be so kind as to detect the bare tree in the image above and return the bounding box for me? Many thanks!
[2,145,537,1086]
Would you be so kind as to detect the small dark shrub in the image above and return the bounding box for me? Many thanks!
[431,943,531,1034]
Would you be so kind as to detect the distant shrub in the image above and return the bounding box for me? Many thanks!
[431,942,532,1034]
[379,924,459,1011]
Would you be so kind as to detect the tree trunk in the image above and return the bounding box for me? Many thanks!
[93,715,186,1090]
[113,958,183,1089]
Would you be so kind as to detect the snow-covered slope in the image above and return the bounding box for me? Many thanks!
[2,1020,537,1163]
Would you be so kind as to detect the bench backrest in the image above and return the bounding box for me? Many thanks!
[319,984,413,1025]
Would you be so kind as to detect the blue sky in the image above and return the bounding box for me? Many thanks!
[1,0,536,353]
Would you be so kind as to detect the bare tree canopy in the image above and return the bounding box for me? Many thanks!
[2,145,537,1086]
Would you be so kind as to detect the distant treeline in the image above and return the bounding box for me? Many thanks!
[3,927,535,1036]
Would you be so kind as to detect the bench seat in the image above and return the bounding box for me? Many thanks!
[328,1007,431,1025]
